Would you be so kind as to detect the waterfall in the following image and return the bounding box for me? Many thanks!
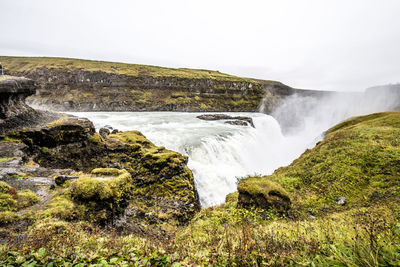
[69,112,317,207]
[69,89,398,207]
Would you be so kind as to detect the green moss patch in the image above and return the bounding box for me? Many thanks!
[109,131,152,148]
[91,167,127,177]
[0,157,15,162]
[0,181,12,193]
[0,181,39,213]
[0,211,20,225]
[70,169,132,202]
[225,191,239,206]
[0,193,17,211]
[40,194,85,221]
[15,189,40,210]
[37,170,134,224]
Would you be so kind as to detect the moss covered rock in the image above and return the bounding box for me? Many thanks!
[40,194,84,221]
[237,177,291,211]
[71,169,132,201]
[3,115,200,231]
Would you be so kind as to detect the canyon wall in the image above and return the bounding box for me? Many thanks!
[0,56,323,113]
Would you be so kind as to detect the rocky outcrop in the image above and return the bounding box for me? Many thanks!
[197,114,255,127]
[0,75,200,239]
[2,114,200,230]
[0,76,42,134]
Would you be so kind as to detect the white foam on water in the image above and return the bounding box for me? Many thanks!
[68,112,315,207]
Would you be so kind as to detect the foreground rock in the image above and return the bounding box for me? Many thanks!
[0,76,200,241]
[237,177,291,211]
[2,115,200,232]
[197,114,255,127]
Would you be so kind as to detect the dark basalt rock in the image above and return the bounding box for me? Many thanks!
[99,127,110,138]
[0,77,42,134]
[10,67,267,112]
[7,115,96,148]
[224,120,249,127]
[197,114,255,128]
[54,175,78,186]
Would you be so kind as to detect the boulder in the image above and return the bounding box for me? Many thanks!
[237,177,291,211]
[225,120,249,127]
[196,114,235,121]
[54,175,78,186]
[197,114,255,127]
[0,76,43,134]
[99,127,110,138]
[337,196,346,206]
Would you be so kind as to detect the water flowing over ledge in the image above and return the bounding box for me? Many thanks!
[67,112,320,207]
[68,85,400,207]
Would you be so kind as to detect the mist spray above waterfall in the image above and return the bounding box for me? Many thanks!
[270,87,400,136]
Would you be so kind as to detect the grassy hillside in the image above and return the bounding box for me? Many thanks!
[0,56,261,83]
[265,112,400,215]
[1,112,399,265]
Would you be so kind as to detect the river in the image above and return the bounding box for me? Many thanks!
[68,111,320,207]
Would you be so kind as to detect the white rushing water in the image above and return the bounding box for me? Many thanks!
[68,112,318,207]
[68,90,398,207]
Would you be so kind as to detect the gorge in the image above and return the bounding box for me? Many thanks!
[1,57,400,265]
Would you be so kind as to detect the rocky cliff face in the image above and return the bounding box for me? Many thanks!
[0,56,304,113]
[26,68,266,112]
[0,76,43,134]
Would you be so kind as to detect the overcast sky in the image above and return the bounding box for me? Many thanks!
[0,0,399,91]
